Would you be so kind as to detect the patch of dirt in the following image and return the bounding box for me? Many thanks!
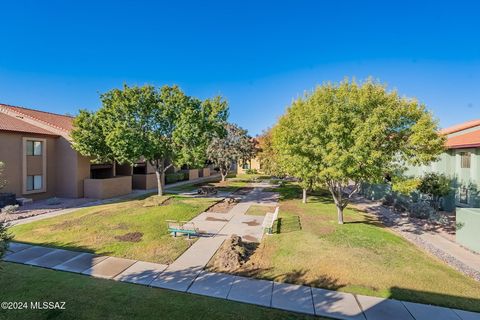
[206,216,228,222]
[208,235,258,271]
[207,197,238,213]
[243,220,260,226]
[115,232,143,242]
[232,187,254,195]
[242,235,257,242]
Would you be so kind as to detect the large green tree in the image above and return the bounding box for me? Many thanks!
[273,79,445,223]
[72,85,228,195]
[207,123,256,182]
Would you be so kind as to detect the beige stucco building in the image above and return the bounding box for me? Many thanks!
[0,103,213,201]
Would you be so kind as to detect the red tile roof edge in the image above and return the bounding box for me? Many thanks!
[440,119,480,135]
[0,103,74,133]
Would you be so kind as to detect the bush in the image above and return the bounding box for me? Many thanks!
[392,177,420,195]
[409,202,435,219]
[1,205,19,215]
[418,173,452,211]
[0,219,13,260]
[245,168,258,175]
[382,194,395,206]
[165,172,187,184]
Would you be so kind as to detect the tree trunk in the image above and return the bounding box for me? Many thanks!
[221,171,227,182]
[302,188,307,204]
[155,169,165,196]
[152,159,165,196]
[328,184,344,224]
[336,204,344,224]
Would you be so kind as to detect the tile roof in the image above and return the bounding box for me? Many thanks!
[0,103,73,133]
[0,112,59,136]
[440,119,480,135]
[445,128,480,149]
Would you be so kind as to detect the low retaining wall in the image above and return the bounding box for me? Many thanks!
[132,173,159,190]
[456,208,480,253]
[188,169,199,180]
[84,176,132,199]
[203,167,210,177]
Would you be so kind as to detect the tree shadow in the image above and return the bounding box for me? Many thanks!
[388,286,480,313]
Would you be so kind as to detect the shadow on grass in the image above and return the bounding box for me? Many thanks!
[236,267,344,291]
[275,216,301,233]
[389,287,480,313]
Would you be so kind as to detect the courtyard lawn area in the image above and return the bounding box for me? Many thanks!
[10,195,218,264]
[168,176,254,193]
[207,183,480,312]
[0,263,318,320]
[245,205,276,216]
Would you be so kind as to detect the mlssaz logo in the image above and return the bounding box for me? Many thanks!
[30,302,66,310]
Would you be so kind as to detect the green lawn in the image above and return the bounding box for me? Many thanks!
[10,195,218,264]
[0,263,319,320]
[168,177,252,193]
[208,183,480,312]
[245,205,276,216]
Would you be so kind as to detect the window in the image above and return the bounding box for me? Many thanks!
[26,141,42,156]
[461,152,471,169]
[26,175,43,191]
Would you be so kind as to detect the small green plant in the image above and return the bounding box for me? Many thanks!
[418,173,452,211]
[409,201,435,219]
[245,168,258,175]
[0,218,13,261]
[165,172,188,184]
[1,205,19,215]
[392,177,421,195]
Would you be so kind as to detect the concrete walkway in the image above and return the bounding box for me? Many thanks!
[10,174,222,226]
[150,185,279,290]
[4,241,480,320]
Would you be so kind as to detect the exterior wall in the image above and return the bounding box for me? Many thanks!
[406,148,480,207]
[188,169,199,180]
[132,173,158,190]
[54,137,91,198]
[236,157,261,174]
[0,131,57,200]
[203,167,210,177]
[84,176,132,199]
[456,208,480,253]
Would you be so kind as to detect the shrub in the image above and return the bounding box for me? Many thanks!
[392,177,421,195]
[1,205,19,215]
[382,194,395,206]
[418,173,452,211]
[0,219,13,260]
[409,201,435,219]
[245,168,258,175]
[165,172,188,184]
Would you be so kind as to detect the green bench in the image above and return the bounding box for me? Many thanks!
[166,220,199,239]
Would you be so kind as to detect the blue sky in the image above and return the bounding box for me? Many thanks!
[1,0,479,135]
